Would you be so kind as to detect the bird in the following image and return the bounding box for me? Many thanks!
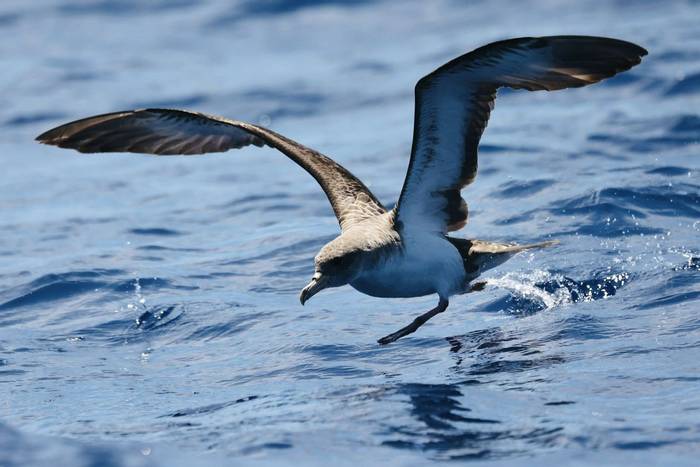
[36,36,647,345]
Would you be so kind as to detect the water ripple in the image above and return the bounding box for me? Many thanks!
[3,1,700,465]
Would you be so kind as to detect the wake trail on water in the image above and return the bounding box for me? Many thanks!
[486,269,631,314]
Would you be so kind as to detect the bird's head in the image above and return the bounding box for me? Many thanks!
[299,240,362,305]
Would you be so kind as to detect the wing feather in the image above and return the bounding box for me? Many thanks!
[395,36,647,235]
[36,108,386,230]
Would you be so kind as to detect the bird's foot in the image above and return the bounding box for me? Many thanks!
[377,299,449,345]
[377,325,416,345]
[468,281,487,293]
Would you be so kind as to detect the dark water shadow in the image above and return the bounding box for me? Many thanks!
[665,72,700,96]
[128,227,184,237]
[160,395,259,419]
[208,0,374,27]
[379,323,570,459]
[446,327,567,376]
[0,269,124,312]
[497,184,698,237]
[57,0,197,16]
[134,304,185,330]
[382,378,563,460]
[645,166,692,176]
[588,113,700,153]
[0,271,199,345]
[491,179,556,199]
[637,257,700,310]
[63,303,187,344]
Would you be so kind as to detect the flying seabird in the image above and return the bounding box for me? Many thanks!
[36,36,647,344]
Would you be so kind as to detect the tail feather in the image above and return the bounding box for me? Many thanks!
[447,237,558,278]
[470,239,559,255]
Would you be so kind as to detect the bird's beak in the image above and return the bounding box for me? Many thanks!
[299,272,329,305]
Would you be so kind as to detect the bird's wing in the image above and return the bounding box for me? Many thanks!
[36,108,386,230]
[394,36,647,235]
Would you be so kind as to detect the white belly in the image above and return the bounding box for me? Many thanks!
[350,235,466,298]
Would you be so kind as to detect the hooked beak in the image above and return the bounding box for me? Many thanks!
[299,272,329,305]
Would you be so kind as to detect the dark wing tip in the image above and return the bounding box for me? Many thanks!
[535,35,647,55]
[36,127,66,145]
[547,35,648,64]
[530,36,648,91]
[35,110,136,146]
[35,108,270,155]
[600,37,648,58]
[628,41,649,58]
[416,35,647,95]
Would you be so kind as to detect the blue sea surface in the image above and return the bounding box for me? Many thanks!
[1,0,699,465]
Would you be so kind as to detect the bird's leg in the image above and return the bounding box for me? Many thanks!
[377,298,449,345]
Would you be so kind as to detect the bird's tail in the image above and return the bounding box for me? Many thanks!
[447,237,558,277]
[472,239,559,254]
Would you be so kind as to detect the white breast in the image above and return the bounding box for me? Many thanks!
[350,234,465,299]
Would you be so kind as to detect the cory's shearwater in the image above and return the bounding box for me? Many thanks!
[37,36,647,344]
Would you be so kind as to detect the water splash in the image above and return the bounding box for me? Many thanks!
[487,270,572,310]
[126,277,146,314]
[485,269,630,315]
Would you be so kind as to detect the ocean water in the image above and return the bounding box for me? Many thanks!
[1,0,699,465]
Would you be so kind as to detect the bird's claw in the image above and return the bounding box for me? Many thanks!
[377,331,403,345]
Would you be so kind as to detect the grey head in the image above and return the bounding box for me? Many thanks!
[299,235,365,305]
[299,212,400,305]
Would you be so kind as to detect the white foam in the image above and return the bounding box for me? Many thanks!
[487,270,572,310]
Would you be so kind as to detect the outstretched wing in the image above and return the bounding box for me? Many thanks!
[36,108,386,230]
[395,36,647,235]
